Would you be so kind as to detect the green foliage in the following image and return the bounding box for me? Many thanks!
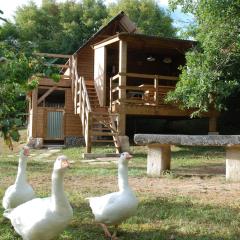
[0,16,60,148]
[167,0,240,116]
[0,37,43,148]
[107,0,177,37]
[2,0,176,56]
[13,0,107,54]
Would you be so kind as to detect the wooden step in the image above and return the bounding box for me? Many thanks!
[92,113,110,117]
[92,125,111,130]
[91,139,116,143]
[91,131,116,136]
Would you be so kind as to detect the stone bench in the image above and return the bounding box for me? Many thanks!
[134,134,240,181]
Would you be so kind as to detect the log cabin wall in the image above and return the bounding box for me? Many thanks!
[31,85,82,142]
[36,107,45,137]
[64,88,82,137]
[77,46,94,81]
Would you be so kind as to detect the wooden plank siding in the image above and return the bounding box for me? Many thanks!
[77,46,94,82]
[36,108,45,137]
[32,87,82,140]
[64,88,82,137]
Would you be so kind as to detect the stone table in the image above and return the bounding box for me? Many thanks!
[134,134,240,181]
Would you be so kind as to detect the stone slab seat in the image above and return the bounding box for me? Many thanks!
[134,134,240,181]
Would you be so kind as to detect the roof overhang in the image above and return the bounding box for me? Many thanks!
[92,32,196,54]
[74,12,136,54]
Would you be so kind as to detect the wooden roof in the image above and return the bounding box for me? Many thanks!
[92,32,196,55]
[74,12,136,54]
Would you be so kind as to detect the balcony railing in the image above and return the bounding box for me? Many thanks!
[110,72,178,109]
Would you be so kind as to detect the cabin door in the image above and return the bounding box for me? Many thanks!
[46,110,64,140]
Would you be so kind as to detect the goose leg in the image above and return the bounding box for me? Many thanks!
[99,223,112,238]
[111,225,118,240]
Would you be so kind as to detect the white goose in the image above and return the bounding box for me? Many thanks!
[87,152,138,239]
[2,146,35,210]
[3,155,73,240]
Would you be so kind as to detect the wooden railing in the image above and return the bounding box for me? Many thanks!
[71,55,92,152]
[110,72,177,109]
[35,52,71,75]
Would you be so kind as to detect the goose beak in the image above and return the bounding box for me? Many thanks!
[23,147,30,156]
[61,160,70,169]
[126,153,133,159]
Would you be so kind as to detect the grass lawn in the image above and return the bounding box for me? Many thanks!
[1,131,240,239]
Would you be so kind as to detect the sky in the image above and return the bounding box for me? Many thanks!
[1,0,194,30]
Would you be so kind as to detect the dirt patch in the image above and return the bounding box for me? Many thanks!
[66,174,240,207]
[1,146,239,208]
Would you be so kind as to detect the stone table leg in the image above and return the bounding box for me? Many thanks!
[226,146,240,181]
[147,144,171,177]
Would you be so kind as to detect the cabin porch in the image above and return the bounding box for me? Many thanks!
[93,33,218,136]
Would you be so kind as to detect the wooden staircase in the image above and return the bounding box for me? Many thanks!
[71,56,121,153]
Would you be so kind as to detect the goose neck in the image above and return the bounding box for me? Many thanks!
[15,156,27,186]
[51,170,68,211]
[118,162,129,191]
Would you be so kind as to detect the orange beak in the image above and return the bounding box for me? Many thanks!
[61,160,70,168]
[24,148,30,156]
[126,153,133,159]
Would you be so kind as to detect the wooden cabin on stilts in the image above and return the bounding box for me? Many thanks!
[27,12,218,155]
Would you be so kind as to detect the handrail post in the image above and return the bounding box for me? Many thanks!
[74,72,78,114]
[79,77,82,114]
[71,55,76,96]
[110,77,112,112]
[154,76,159,105]
[119,40,127,102]
[69,55,72,90]
[86,111,92,153]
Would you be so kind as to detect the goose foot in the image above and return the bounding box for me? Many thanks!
[99,223,112,238]
[111,237,118,240]
[111,225,118,240]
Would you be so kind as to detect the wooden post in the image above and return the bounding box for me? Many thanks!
[71,55,75,96]
[209,116,218,134]
[79,77,82,114]
[118,109,126,136]
[119,40,127,101]
[110,77,112,112]
[74,74,78,114]
[69,56,72,87]
[154,76,159,105]
[147,144,171,177]
[32,88,38,138]
[81,91,86,136]
[86,112,92,153]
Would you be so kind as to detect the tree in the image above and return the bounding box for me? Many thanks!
[0,10,8,23]
[14,0,108,54]
[107,0,177,37]
[166,0,240,116]
[0,37,42,148]
[0,10,56,148]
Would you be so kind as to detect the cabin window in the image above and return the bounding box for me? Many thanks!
[38,89,65,108]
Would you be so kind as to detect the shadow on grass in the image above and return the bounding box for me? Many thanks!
[1,197,239,240]
[172,146,225,158]
[69,197,240,240]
